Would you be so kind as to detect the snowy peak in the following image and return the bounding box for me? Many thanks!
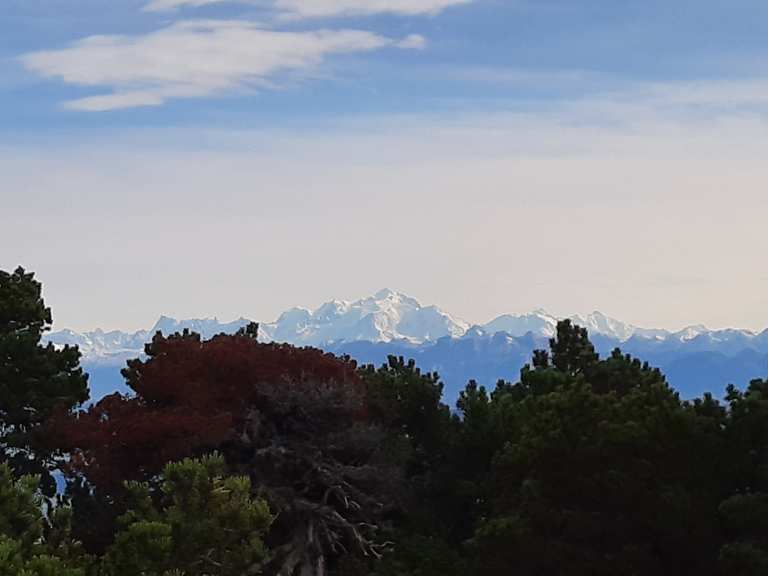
[44,327,150,365]
[150,316,250,339]
[481,310,559,339]
[480,309,677,342]
[45,316,252,365]
[260,288,469,345]
[373,287,405,300]
[570,311,638,342]
[370,288,422,309]
[673,325,709,342]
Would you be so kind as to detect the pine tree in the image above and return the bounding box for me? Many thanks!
[0,267,89,495]
[102,454,272,576]
[0,462,86,575]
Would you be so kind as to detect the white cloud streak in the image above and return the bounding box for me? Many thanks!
[143,0,230,11]
[640,79,768,107]
[21,20,419,111]
[396,34,427,49]
[273,0,472,18]
[143,0,471,17]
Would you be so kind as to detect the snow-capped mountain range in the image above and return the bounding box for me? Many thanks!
[45,289,768,403]
[46,289,468,363]
[46,288,767,363]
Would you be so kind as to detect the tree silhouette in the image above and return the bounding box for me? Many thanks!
[0,267,88,495]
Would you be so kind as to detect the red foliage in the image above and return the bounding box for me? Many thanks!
[50,331,365,489]
[126,332,362,414]
[53,394,232,488]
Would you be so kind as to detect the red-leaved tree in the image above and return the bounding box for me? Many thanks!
[52,327,404,576]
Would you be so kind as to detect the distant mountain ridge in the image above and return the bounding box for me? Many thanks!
[46,316,254,366]
[46,289,768,403]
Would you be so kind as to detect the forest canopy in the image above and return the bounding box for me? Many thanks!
[2,266,768,575]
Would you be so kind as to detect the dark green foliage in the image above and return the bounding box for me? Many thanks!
[0,267,89,493]
[724,379,768,492]
[366,532,468,576]
[716,380,768,574]
[236,321,260,340]
[547,319,599,376]
[719,494,768,574]
[0,462,87,575]
[102,453,272,576]
[476,382,719,575]
[458,321,725,576]
[361,356,451,472]
[357,357,461,576]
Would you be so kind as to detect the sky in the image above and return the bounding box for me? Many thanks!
[3,0,768,332]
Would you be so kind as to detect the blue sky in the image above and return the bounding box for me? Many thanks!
[5,0,768,128]
[3,0,768,331]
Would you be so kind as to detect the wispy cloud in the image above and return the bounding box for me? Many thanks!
[21,20,420,111]
[273,0,472,18]
[143,0,471,18]
[143,0,232,11]
[639,79,768,107]
[143,0,230,11]
[396,34,427,50]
